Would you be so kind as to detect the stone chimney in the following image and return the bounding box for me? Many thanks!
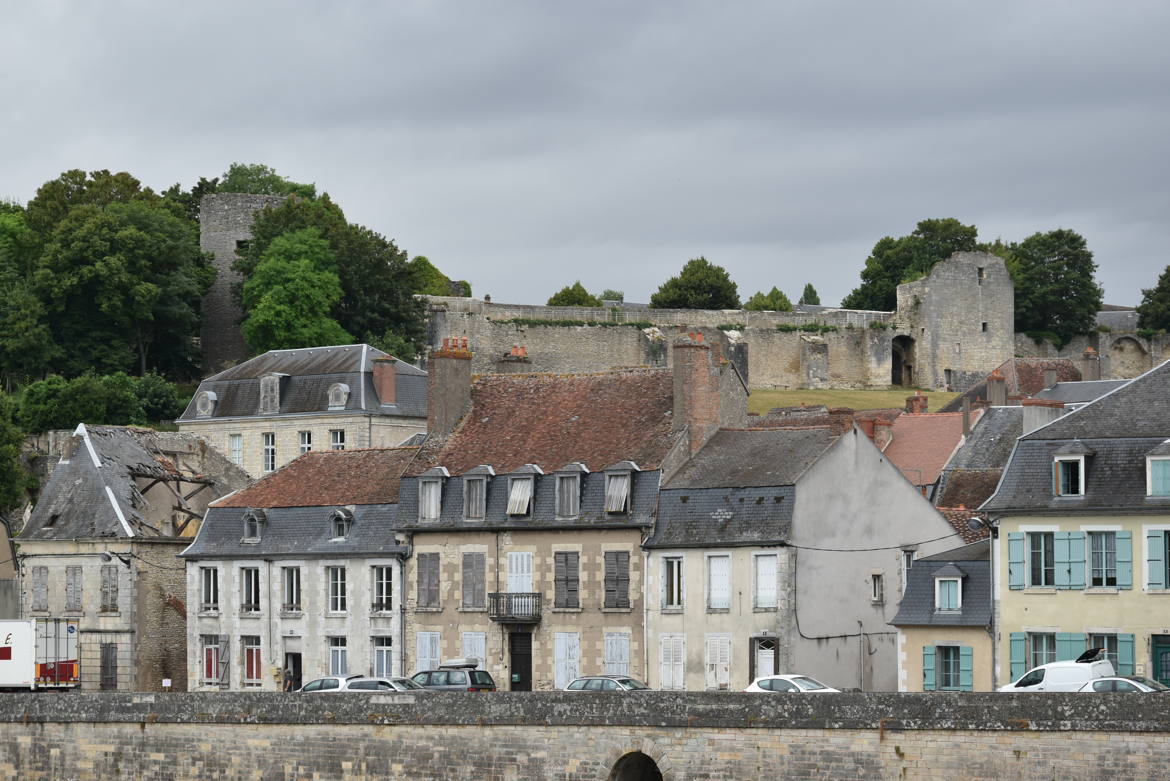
[962,397,972,437]
[427,337,473,436]
[987,369,1007,406]
[858,417,876,440]
[371,357,397,406]
[1081,346,1100,381]
[1043,368,1058,390]
[673,332,725,456]
[873,419,893,450]
[1021,398,1065,435]
[905,391,928,414]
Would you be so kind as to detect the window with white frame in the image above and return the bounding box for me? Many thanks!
[331,510,352,540]
[604,632,631,676]
[707,555,730,610]
[507,551,533,593]
[659,634,686,690]
[901,550,915,595]
[327,566,348,613]
[936,645,961,690]
[328,636,348,675]
[240,568,260,613]
[229,434,243,465]
[327,383,350,410]
[200,567,219,612]
[1054,456,1084,496]
[420,479,442,521]
[373,636,393,677]
[1028,532,1055,586]
[871,572,884,603]
[507,477,533,516]
[1089,531,1118,587]
[201,635,224,684]
[1028,632,1056,669]
[461,632,486,669]
[416,631,440,672]
[372,565,393,612]
[330,429,345,450]
[754,554,778,609]
[555,474,580,518]
[604,472,631,513]
[704,634,731,690]
[1089,633,1119,669]
[1149,456,1170,497]
[936,578,960,611]
[554,632,580,689]
[662,556,684,610]
[282,567,301,611]
[244,511,263,541]
[463,476,486,520]
[242,636,262,686]
[262,433,276,473]
[299,431,312,454]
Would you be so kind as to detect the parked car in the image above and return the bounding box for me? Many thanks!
[297,674,364,692]
[998,648,1115,692]
[346,676,427,692]
[411,658,497,692]
[565,675,650,691]
[744,674,839,693]
[1077,676,1170,693]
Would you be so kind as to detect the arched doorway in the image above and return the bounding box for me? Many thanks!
[891,335,916,387]
[609,751,664,781]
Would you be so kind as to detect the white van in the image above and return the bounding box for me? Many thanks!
[998,648,1116,692]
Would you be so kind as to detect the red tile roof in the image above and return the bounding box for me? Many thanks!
[213,447,419,508]
[938,507,990,544]
[881,412,974,487]
[1000,358,1082,397]
[412,370,679,475]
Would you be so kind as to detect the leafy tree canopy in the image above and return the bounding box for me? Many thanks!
[217,163,316,199]
[0,393,34,511]
[744,287,793,311]
[841,218,979,310]
[650,257,740,309]
[547,281,603,307]
[24,169,157,240]
[599,289,624,302]
[1008,229,1103,348]
[798,283,820,306]
[409,256,453,296]
[18,373,148,433]
[1135,264,1170,332]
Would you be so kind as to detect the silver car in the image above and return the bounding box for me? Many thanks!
[565,675,650,691]
[1078,675,1170,693]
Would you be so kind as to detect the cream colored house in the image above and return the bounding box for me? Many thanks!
[177,344,426,478]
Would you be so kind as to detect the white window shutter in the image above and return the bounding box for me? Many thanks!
[660,636,674,689]
[507,552,533,592]
[709,556,730,609]
[705,635,730,690]
[605,633,630,675]
[755,555,777,608]
[461,632,486,669]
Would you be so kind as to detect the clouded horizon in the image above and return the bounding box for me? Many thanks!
[4,1,1168,308]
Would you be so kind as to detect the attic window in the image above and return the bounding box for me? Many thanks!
[936,578,961,611]
[420,479,442,521]
[331,509,353,540]
[195,391,218,418]
[243,510,265,542]
[45,513,59,528]
[604,473,631,514]
[464,477,487,520]
[259,375,281,414]
[327,383,350,411]
[507,477,534,516]
[556,474,580,519]
[1054,456,1085,496]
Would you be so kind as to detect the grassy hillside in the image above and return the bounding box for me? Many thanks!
[748,387,960,415]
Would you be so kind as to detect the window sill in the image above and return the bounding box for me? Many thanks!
[239,612,262,619]
[414,606,442,613]
[325,612,349,618]
[1023,587,1057,594]
[753,606,778,613]
[1085,587,1120,594]
[551,607,583,613]
[98,610,120,617]
[602,607,633,613]
[279,611,303,619]
[458,607,487,613]
[198,610,221,618]
[706,608,730,614]
[370,609,395,616]
[63,610,84,617]
[661,607,684,614]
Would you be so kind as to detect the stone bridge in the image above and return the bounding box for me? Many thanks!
[0,691,1166,779]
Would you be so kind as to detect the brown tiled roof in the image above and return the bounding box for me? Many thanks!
[213,447,419,508]
[748,407,900,434]
[412,370,678,475]
[936,468,1004,509]
[938,507,990,544]
[881,412,971,487]
[1003,358,1082,397]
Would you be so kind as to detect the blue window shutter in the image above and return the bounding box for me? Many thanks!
[1054,532,1072,589]
[922,646,936,691]
[1010,633,1026,680]
[1147,531,1166,590]
[1067,532,1086,589]
[1008,533,1025,590]
[1116,531,1133,589]
[959,646,973,691]
[1118,634,1135,675]
[1056,633,1086,661]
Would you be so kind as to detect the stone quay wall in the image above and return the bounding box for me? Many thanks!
[1,691,1169,780]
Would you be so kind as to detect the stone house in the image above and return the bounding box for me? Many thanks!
[16,425,248,691]
[394,334,746,690]
[180,447,417,692]
[892,539,993,692]
[982,358,1170,686]
[177,343,427,478]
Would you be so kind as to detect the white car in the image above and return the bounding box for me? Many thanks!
[1078,675,1170,693]
[744,674,839,693]
[998,648,1115,692]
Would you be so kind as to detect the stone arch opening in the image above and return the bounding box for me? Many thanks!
[892,335,916,387]
[1109,336,1149,379]
[609,751,664,781]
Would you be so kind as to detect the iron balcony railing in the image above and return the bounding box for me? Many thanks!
[488,592,542,623]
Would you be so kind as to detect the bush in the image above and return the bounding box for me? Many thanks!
[19,373,149,433]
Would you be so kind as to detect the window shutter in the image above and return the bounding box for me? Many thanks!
[566,553,579,608]
[32,566,48,611]
[65,566,81,612]
[615,551,630,608]
[1153,461,1170,495]
[604,552,618,608]
[708,556,730,609]
[755,555,777,608]
[1009,633,1026,680]
[959,646,973,691]
[922,646,936,691]
[1056,633,1085,661]
[554,553,567,608]
[1007,533,1025,589]
[507,552,533,593]
[1054,532,1073,589]
[605,633,630,676]
[659,637,674,689]
[101,567,113,611]
[673,637,685,689]
[462,554,475,607]
[1067,532,1086,589]
[1147,531,1166,589]
[704,637,717,690]
[1117,634,1135,675]
[1116,531,1133,589]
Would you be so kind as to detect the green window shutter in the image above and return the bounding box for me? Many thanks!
[1118,634,1135,675]
[959,646,973,691]
[1147,531,1166,589]
[1067,532,1085,589]
[1054,532,1072,589]
[1116,531,1133,589]
[1007,533,1025,590]
[1056,633,1086,661]
[922,646,936,691]
[1010,633,1026,680]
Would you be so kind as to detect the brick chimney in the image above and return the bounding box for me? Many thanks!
[673,332,725,455]
[1081,346,1100,381]
[905,391,928,414]
[987,369,1007,406]
[371,357,397,406]
[873,419,893,450]
[428,337,473,436]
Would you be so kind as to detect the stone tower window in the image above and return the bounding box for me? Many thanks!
[977,266,986,284]
[327,383,350,410]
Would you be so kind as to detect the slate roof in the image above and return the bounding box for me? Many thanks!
[664,428,839,489]
[891,543,991,628]
[1021,359,1170,440]
[178,344,426,421]
[409,369,679,475]
[1034,380,1130,405]
[180,504,405,559]
[939,358,1082,412]
[212,448,419,509]
[881,413,972,488]
[934,407,1021,508]
[644,486,792,548]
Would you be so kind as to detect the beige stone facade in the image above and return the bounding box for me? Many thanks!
[897,627,994,692]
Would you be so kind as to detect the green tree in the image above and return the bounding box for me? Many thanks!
[744,287,793,311]
[1136,265,1170,332]
[547,281,603,307]
[409,256,455,296]
[841,218,979,310]
[0,393,34,511]
[0,209,58,383]
[161,175,221,224]
[24,169,157,240]
[241,229,353,352]
[136,371,186,422]
[599,289,624,302]
[18,373,146,433]
[798,283,820,306]
[650,257,740,309]
[1008,229,1103,348]
[218,163,316,199]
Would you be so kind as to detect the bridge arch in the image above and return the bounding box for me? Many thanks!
[609,751,664,781]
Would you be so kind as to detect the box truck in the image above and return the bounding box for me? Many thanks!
[0,619,80,690]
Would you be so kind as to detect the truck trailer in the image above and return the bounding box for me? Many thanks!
[0,619,80,689]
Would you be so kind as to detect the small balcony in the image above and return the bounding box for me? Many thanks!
[488,592,542,623]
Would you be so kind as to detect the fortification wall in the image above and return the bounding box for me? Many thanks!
[1015,331,1169,380]
[1,692,1168,780]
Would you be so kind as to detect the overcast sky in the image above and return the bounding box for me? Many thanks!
[4,2,1168,307]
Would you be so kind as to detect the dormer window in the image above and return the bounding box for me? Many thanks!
[195,391,218,418]
[331,509,353,540]
[555,463,588,519]
[507,465,542,516]
[1054,456,1084,496]
[259,374,282,414]
[243,510,266,542]
[419,467,449,522]
[327,383,350,411]
[936,578,961,611]
[1146,441,1170,497]
[462,465,494,521]
[604,473,631,514]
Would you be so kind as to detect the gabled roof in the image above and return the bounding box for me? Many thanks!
[934,407,1022,509]
[410,369,679,475]
[881,412,972,487]
[664,428,839,489]
[644,486,792,548]
[213,448,419,509]
[1021,358,1170,441]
